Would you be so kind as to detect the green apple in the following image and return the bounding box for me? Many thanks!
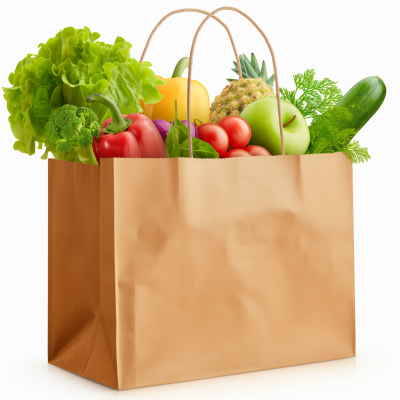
[240,97,310,155]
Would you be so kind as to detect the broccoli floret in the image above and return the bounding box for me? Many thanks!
[90,121,100,139]
[63,117,82,141]
[77,107,98,126]
[53,104,78,128]
[77,128,94,149]
[44,119,62,143]
[56,139,73,153]
[44,104,100,165]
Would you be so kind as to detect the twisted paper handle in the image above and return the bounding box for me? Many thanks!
[140,8,242,78]
[186,7,285,157]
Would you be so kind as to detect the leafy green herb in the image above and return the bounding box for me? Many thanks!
[165,124,180,158]
[180,139,219,159]
[280,69,342,120]
[174,119,190,143]
[307,106,352,152]
[306,106,370,163]
[166,101,181,158]
[340,141,371,164]
[166,100,219,159]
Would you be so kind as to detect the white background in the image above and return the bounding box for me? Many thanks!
[0,0,399,398]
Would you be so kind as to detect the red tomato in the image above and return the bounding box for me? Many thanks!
[198,123,229,157]
[217,116,252,149]
[246,145,271,156]
[223,149,252,158]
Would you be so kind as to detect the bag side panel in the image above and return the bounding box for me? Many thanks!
[48,160,100,372]
[48,159,119,389]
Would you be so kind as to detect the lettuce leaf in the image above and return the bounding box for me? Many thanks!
[3,27,164,160]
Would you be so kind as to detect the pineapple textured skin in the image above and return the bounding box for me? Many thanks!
[210,78,274,123]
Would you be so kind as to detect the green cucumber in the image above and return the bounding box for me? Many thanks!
[337,76,386,135]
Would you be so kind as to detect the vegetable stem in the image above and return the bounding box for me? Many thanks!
[174,100,179,140]
[283,115,297,127]
[86,94,132,134]
[171,57,190,78]
[76,146,98,165]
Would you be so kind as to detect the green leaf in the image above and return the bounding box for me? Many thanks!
[239,55,247,76]
[260,61,268,84]
[340,140,371,164]
[26,136,36,155]
[166,123,180,158]
[180,138,219,159]
[241,57,258,79]
[242,54,251,64]
[41,147,50,160]
[266,73,275,87]
[13,141,29,154]
[173,119,190,143]
[250,53,261,76]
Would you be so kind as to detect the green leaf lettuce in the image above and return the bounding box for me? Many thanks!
[3,27,164,160]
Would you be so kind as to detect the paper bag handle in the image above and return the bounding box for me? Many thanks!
[139,9,242,78]
[187,7,285,158]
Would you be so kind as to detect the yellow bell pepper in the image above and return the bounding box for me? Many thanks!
[141,57,209,123]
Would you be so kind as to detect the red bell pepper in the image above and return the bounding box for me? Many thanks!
[86,94,166,163]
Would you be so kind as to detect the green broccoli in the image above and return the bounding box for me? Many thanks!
[45,104,100,165]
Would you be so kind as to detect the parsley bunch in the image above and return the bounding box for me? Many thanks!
[306,107,370,164]
[280,69,370,163]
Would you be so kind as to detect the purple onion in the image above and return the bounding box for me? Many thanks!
[183,120,199,139]
[152,119,170,142]
[171,119,199,139]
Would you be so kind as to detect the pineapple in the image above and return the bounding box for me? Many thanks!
[210,54,275,123]
[210,78,274,123]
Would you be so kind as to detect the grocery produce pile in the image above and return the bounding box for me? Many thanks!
[3,27,386,164]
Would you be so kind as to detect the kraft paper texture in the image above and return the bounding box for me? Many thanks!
[48,153,355,390]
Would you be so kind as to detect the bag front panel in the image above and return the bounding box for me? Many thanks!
[111,154,355,389]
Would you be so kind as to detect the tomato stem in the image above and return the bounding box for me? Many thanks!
[283,115,296,128]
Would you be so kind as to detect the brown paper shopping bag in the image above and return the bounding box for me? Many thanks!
[48,7,355,390]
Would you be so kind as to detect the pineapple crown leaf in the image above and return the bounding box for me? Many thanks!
[260,61,268,83]
[251,53,261,75]
[228,53,275,87]
[241,57,258,79]
[239,55,248,76]
[266,73,275,87]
